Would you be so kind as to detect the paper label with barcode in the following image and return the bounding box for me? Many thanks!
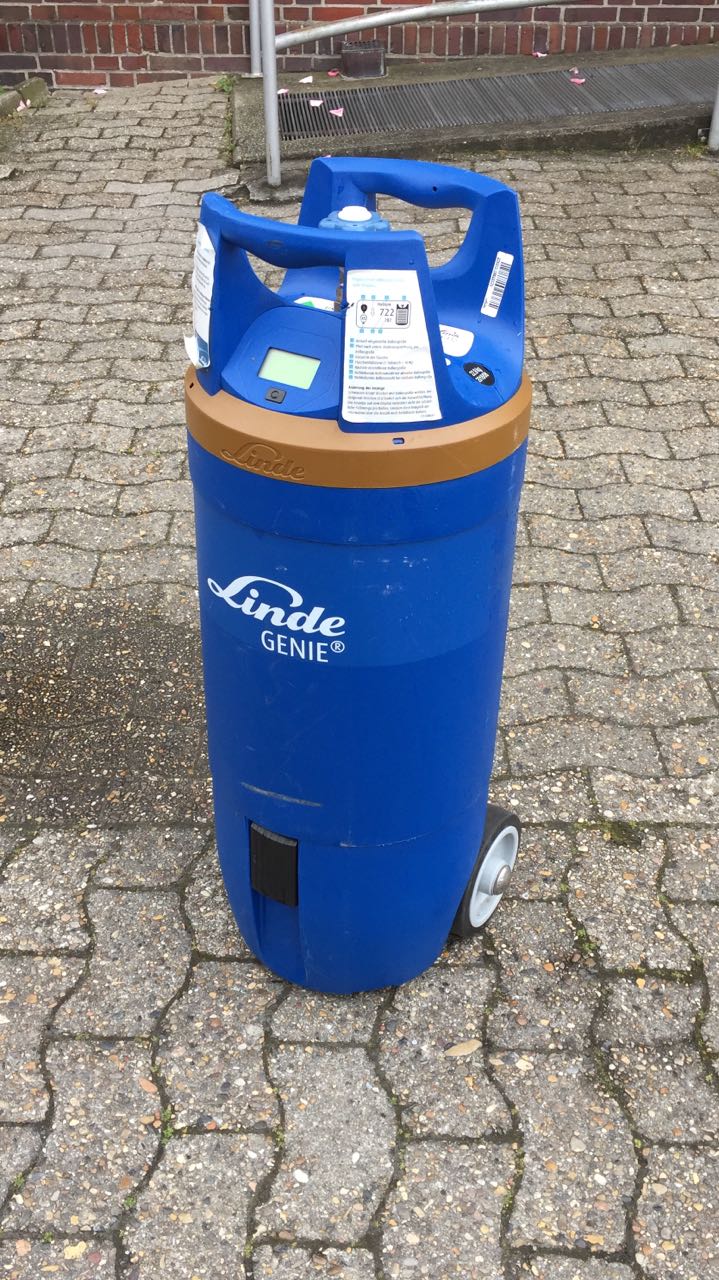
[188,222,215,367]
[480,251,514,319]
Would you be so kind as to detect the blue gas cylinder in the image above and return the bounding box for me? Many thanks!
[184,157,531,993]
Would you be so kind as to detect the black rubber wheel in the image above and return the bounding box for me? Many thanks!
[450,803,521,939]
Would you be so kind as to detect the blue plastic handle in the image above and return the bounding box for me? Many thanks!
[202,190,424,271]
[298,156,511,224]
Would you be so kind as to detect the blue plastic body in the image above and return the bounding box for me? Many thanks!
[186,156,528,992]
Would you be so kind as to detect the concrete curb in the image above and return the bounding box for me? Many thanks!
[0,91,22,119]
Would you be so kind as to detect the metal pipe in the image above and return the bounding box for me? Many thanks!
[709,79,719,153]
[249,0,263,76]
[275,0,533,51]
[260,0,282,186]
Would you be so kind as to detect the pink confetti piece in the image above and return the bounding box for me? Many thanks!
[16,101,27,112]
[570,76,586,85]
[531,50,547,57]
[329,107,344,118]
[299,75,313,83]
[310,98,324,107]
[327,68,340,76]
[277,87,289,95]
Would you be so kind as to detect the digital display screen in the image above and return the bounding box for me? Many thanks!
[259,347,320,390]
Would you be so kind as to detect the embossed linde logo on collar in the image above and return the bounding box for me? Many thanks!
[221,442,305,481]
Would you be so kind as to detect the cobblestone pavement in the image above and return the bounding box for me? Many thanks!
[1,81,718,1280]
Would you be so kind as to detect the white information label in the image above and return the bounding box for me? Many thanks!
[342,269,441,424]
[191,222,216,366]
[480,251,514,319]
[439,323,474,358]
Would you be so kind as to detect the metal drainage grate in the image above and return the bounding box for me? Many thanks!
[279,52,719,141]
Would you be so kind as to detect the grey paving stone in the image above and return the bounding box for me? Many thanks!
[505,625,628,679]
[669,904,719,1055]
[494,771,596,824]
[657,720,718,780]
[503,825,575,901]
[488,901,599,1051]
[0,830,107,952]
[71,451,183,485]
[567,671,714,726]
[0,954,83,1121]
[663,827,719,902]
[519,484,583,519]
[493,1052,636,1251]
[253,1245,376,1279]
[49,510,171,551]
[258,1046,394,1244]
[525,455,625,490]
[272,988,383,1044]
[508,585,549,627]
[514,1261,633,1280]
[500,670,570,727]
[597,976,702,1047]
[507,719,662,778]
[635,1147,719,1278]
[381,1140,512,1280]
[54,889,190,1036]
[513,547,602,589]
[580,485,695,520]
[608,1041,719,1142]
[184,848,251,959]
[157,961,278,1130]
[527,514,648,553]
[95,546,195,589]
[0,544,98,588]
[93,825,206,887]
[378,967,509,1137]
[0,1125,42,1208]
[570,830,692,970]
[2,477,116,515]
[564,426,671,459]
[601,547,719,593]
[546,583,679,632]
[626,625,719,675]
[0,1239,116,1278]
[645,516,719,557]
[675,584,719,626]
[593,770,719,826]
[124,1132,273,1279]
[0,514,51,547]
[8,1040,159,1232]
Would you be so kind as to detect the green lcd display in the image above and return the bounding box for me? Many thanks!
[259,347,320,390]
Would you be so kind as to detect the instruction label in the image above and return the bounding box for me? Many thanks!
[480,251,514,319]
[342,269,441,424]
[185,222,215,368]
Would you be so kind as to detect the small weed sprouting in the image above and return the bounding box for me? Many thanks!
[600,819,644,850]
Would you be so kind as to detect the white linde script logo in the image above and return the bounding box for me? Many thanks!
[207,574,346,664]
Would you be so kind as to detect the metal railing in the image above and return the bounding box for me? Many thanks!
[253,0,540,186]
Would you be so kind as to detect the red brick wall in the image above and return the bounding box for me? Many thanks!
[1,2,717,87]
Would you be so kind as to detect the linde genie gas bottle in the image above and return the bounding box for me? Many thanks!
[184,157,530,993]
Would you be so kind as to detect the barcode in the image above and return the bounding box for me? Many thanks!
[480,251,514,319]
